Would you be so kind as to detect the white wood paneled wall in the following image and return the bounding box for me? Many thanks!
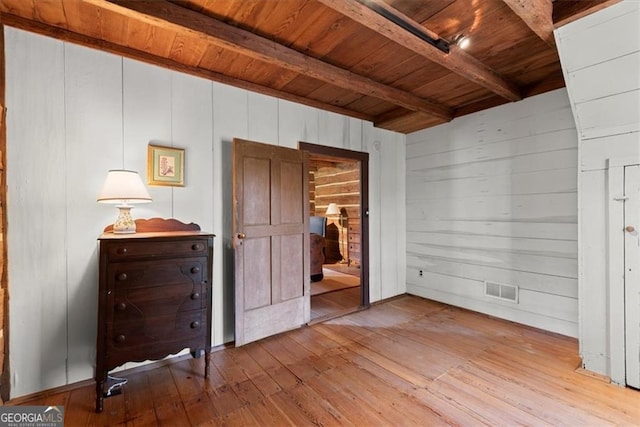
[4,27,406,398]
[406,89,579,337]
[556,0,640,381]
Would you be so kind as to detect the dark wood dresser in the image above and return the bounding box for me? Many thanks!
[95,218,214,412]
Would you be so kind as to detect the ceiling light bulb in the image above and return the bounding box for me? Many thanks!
[452,34,470,49]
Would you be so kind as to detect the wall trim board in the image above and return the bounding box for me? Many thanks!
[606,157,640,385]
[0,22,9,403]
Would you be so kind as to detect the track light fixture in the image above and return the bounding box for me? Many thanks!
[363,1,450,53]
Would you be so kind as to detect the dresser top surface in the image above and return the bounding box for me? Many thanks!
[99,231,215,241]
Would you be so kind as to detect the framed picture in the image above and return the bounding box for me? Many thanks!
[147,144,185,186]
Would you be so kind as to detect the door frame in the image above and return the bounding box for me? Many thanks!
[606,156,640,386]
[299,142,370,309]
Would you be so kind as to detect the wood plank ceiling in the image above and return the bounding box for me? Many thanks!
[0,0,619,133]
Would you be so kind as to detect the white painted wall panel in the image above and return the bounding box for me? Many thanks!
[569,52,640,104]
[363,124,382,302]
[278,99,318,146]
[408,219,577,240]
[212,82,248,344]
[581,132,640,171]
[124,60,172,219]
[64,43,123,384]
[556,0,640,381]
[171,72,214,229]
[406,89,579,337]
[574,89,640,140]
[6,30,68,397]
[248,92,278,145]
[558,2,640,72]
[4,28,407,397]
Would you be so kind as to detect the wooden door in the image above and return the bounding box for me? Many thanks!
[624,165,640,388]
[233,138,310,346]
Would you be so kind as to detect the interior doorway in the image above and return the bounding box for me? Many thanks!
[299,142,369,322]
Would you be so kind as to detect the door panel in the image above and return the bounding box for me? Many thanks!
[281,234,304,300]
[243,157,271,225]
[243,237,271,311]
[624,165,640,388]
[233,138,310,346]
[280,161,304,224]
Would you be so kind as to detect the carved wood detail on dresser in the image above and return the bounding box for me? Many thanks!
[95,218,214,412]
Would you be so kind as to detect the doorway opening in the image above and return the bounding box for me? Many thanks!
[299,142,369,323]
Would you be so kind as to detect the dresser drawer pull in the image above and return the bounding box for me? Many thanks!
[115,302,127,311]
[117,247,128,255]
[191,243,203,251]
[191,266,201,274]
[115,335,126,343]
[190,321,200,329]
[117,273,128,281]
[191,292,201,300]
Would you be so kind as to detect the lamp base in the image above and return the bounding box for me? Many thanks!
[112,205,137,234]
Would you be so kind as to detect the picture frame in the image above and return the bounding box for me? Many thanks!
[147,144,185,186]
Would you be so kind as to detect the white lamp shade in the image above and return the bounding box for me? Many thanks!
[325,203,340,216]
[97,170,152,204]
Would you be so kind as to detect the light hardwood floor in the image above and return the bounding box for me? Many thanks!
[11,296,640,426]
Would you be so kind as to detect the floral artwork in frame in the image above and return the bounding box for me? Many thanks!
[147,144,185,186]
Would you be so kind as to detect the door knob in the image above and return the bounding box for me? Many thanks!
[625,225,635,233]
[237,232,246,239]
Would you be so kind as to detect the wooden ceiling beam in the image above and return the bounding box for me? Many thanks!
[0,13,376,123]
[317,0,522,102]
[91,0,453,121]
[502,0,555,47]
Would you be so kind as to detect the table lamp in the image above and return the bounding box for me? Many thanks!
[97,169,152,234]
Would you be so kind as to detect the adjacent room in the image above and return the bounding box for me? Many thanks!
[0,0,638,424]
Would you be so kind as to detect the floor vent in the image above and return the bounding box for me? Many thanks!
[484,280,519,303]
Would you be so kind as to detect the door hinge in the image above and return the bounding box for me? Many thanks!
[613,196,629,202]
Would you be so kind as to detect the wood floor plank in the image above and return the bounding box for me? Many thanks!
[122,371,156,425]
[338,349,489,426]
[331,361,449,426]
[9,295,639,427]
[207,385,245,419]
[311,287,360,320]
[281,382,351,426]
[226,347,280,394]
[153,400,191,427]
[452,363,618,426]
[181,394,220,426]
[243,341,301,391]
[429,371,553,426]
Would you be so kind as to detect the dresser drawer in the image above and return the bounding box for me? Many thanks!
[108,309,206,347]
[104,239,208,260]
[107,258,207,291]
[110,280,207,322]
[348,233,360,244]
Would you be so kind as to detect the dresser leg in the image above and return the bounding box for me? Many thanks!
[95,378,104,413]
[205,350,211,379]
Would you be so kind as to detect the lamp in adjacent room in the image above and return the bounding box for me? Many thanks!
[97,169,152,234]
[325,202,340,217]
